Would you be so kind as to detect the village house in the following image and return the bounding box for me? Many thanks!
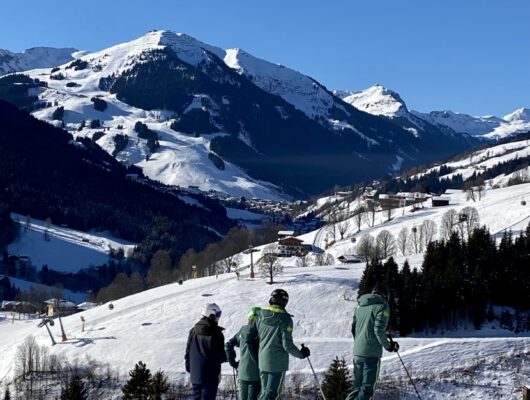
[277,236,306,257]
[431,196,450,207]
[337,255,362,264]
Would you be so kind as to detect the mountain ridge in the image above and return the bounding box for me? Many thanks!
[0,30,473,198]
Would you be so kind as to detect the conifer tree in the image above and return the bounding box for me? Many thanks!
[122,361,152,400]
[60,376,88,400]
[149,370,170,400]
[322,357,352,400]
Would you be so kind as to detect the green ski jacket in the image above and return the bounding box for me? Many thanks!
[251,305,303,373]
[225,324,260,382]
[352,293,391,358]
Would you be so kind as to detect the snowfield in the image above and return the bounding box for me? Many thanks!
[0,264,528,399]
[7,214,136,273]
[411,138,530,185]
[338,85,530,140]
[1,184,529,398]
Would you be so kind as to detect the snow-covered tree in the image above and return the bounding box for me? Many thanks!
[259,244,283,284]
[397,227,409,256]
[440,209,459,240]
[376,230,396,259]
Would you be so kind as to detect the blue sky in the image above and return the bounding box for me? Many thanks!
[2,0,529,116]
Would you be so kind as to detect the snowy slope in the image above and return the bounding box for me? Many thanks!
[7,214,136,273]
[17,32,287,200]
[416,109,530,140]
[224,48,339,120]
[338,85,409,119]
[412,138,530,184]
[338,85,530,140]
[316,184,530,258]
[0,183,529,399]
[0,47,78,75]
[0,264,528,399]
[6,277,87,303]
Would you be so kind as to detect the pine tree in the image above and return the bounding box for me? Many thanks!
[60,376,88,400]
[149,370,169,400]
[122,361,152,400]
[4,387,11,400]
[321,357,352,400]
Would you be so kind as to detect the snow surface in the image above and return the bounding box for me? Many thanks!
[22,32,285,200]
[1,182,529,398]
[416,108,530,140]
[339,85,409,119]
[6,277,87,304]
[301,183,530,258]
[7,214,136,273]
[338,85,530,140]
[0,47,77,75]
[412,138,530,185]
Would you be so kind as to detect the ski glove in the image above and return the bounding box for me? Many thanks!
[388,341,400,353]
[301,344,311,358]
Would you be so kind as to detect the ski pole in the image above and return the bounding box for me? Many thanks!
[304,348,326,400]
[387,332,422,400]
[395,351,422,400]
[232,368,238,400]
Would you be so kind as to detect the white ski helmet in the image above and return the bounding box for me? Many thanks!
[202,303,222,319]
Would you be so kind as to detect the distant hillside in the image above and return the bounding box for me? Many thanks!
[0,100,233,264]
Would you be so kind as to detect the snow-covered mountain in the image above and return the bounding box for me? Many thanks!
[337,84,409,119]
[0,31,472,198]
[0,47,78,75]
[338,85,530,140]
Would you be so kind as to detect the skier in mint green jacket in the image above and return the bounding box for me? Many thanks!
[225,307,262,400]
[251,289,310,400]
[346,284,399,400]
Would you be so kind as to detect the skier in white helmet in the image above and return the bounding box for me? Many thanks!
[185,303,227,400]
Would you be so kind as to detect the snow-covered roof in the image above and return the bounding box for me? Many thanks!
[77,302,98,310]
[44,299,77,308]
[278,230,295,236]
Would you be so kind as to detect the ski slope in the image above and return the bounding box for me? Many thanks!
[0,262,528,399]
[301,183,530,259]
[7,214,136,273]
[0,184,529,398]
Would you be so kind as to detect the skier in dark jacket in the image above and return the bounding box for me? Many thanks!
[225,306,262,400]
[251,289,310,400]
[346,284,399,400]
[185,303,227,400]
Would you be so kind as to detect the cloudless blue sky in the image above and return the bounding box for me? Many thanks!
[1,0,529,116]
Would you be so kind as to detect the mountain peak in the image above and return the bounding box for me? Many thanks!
[504,107,530,122]
[338,84,408,118]
[0,46,77,75]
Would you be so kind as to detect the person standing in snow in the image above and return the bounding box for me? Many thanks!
[346,284,399,400]
[225,306,261,400]
[251,289,310,400]
[185,303,227,400]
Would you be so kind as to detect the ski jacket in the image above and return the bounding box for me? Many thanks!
[225,324,260,382]
[251,305,303,373]
[185,316,227,385]
[352,293,391,358]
